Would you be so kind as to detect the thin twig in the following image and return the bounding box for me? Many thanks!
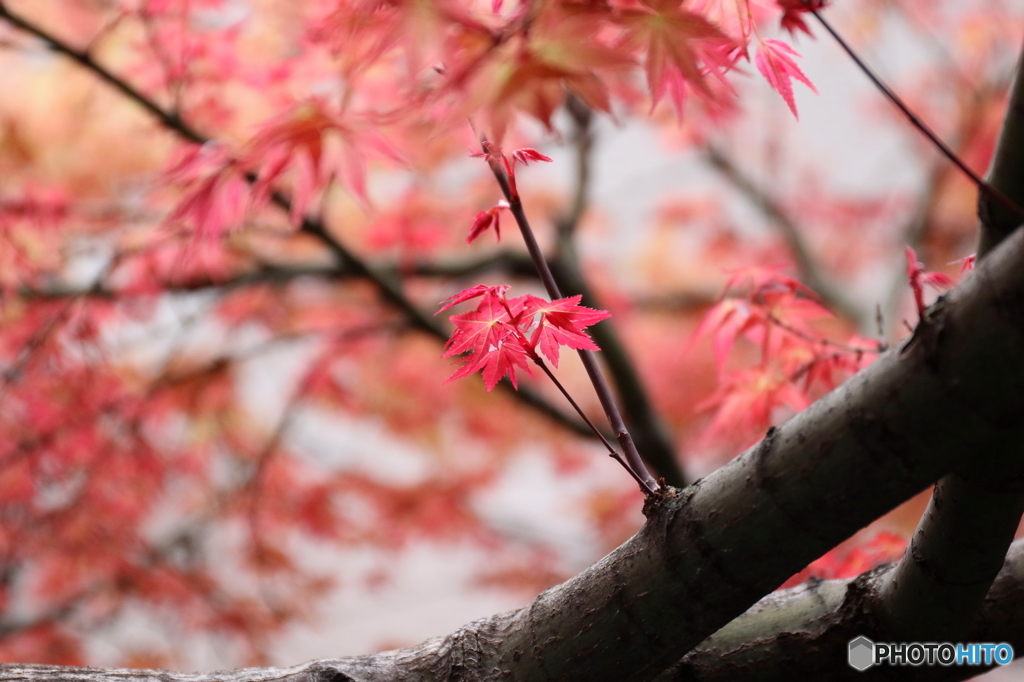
[477,134,658,495]
[533,358,656,494]
[811,8,1024,221]
[765,310,880,355]
[532,359,616,457]
[703,144,866,326]
[552,99,687,487]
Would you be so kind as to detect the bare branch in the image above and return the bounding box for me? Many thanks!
[701,144,867,326]
[811,8,1024,221]
[977,39,1024,257]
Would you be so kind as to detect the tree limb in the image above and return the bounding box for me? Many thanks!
[661,539,1024,681]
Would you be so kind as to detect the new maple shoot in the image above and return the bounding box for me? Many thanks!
[0,0,1019,677]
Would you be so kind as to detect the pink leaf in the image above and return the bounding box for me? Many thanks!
[755,39,817,119]
[510,148,553,167]
[442,292,533,391]
[437,285,511,313]
[519,295,611,367]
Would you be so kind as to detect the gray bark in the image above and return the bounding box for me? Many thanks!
[662,539,1024,681]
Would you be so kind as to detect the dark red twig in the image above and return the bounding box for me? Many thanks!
[810,8,1024,221]
[477,136,659,495]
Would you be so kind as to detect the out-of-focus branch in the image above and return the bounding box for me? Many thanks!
[547,97,686,486]
[977,42,1024,257]
[556,95,594,242]
[13,251,539,301]
[628,289,722,312]
[0,3,595,442]
[0,3,204,145]
[0,585,102,639]
[813,8,1024,223]
[702,144,867,326]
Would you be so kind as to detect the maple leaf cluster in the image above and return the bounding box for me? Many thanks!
[149,0,828,241]
[438,285,611,391]
[692,267,882,450]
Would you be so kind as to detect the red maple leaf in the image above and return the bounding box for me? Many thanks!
[755,38,817,118]
[697,363,810,447]
[246,99,402,222]
[619,0,737,116]
[467,201,509,244]
[906,246,956,317]
[779,530,905,589]
[437,284,511,313]
[952,253,976,273]
[775,0,828,37]
[520,295,612,367]
[692,266,828,375]
[164,143,249,240]
[441,289,534,390]
[453,7,629,139]
[438,287,612,387]
[471,144,553,201]
[692,298,763,375]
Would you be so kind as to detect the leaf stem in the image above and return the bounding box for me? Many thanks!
[533,359,615,454]
[531,357,651,492]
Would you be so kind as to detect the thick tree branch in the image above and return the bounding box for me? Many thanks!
[977,40,1024,257]
[8,210,1024,680]
[661,539,1024,681]
[878,475,1024,640]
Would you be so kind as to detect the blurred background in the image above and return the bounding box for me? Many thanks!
[0,0,1020,678]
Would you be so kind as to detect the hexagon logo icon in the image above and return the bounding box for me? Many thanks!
[849,636,875,671]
